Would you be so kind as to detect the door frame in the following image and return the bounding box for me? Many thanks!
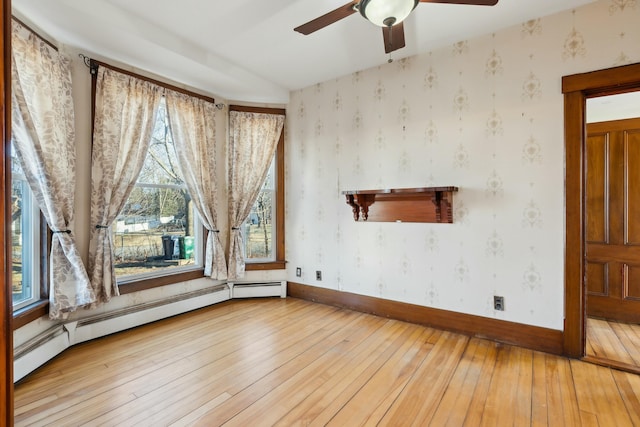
[563,62,640,358]
[1,0,13,423]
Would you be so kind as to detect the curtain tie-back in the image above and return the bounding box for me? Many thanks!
[231,227,240,230]
[52,230,71,234]
[95,224,110,229]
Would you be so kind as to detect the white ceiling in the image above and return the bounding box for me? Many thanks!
[13,0,598,104]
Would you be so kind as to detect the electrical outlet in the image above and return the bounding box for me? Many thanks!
[296,267,302,277]
[316,270,322,281]
[494,296,505,311]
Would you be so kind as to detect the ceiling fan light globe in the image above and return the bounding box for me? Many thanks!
[359,0,419,27]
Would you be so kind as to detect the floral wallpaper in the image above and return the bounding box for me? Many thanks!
[285,0,640,330]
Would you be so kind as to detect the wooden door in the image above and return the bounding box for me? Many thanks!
[586,117,640,323]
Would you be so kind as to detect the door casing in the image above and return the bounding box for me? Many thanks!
[2,0,13,423]
[563,62,640,358]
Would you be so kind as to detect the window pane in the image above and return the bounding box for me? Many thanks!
[11,149,39,309]
[244,159,276,262]
[114,186,197,277]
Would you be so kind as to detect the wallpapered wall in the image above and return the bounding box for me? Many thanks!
[285,0,640,330]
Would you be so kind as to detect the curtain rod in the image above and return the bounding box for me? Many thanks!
[79,54,216,105]
[229,105,286,116]
[12,17,58,51]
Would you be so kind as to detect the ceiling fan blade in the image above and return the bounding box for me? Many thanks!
[419,0,498,5]
[383,22,406,54]
[294,1,358,35]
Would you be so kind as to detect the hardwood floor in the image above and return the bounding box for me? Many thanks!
[587,317,640,370]
[14,298,640,426]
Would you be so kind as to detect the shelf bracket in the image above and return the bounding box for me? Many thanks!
[345,195,359,221]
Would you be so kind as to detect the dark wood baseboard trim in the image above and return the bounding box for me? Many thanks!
[287,282,564,356]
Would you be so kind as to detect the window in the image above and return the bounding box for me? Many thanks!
[240,107,285,270]
[114,98,202,280]
[11,145,40,310]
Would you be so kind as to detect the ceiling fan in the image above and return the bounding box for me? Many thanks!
[294,0,499,54]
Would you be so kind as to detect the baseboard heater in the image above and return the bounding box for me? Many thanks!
[228,281,287,299]
[14,284,230,382]
[66,284,230,345]
[14,325,69,382]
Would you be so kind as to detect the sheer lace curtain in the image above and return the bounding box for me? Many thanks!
[165,90,227,280]
[11,19,95,319]
[88,66,162,303]
[228,110,284,279]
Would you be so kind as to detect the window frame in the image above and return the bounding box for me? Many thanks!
[112,98,204,283]
[229,105,286,271]
[12,217,49,329]
[113,182,205,284]
[10,173,41,311]
[9,18,56,328]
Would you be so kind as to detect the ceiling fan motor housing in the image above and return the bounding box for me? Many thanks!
[359,0,419,27]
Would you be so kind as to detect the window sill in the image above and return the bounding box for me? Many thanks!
[13,300,49,330]
[118,268,206,295]
[12,269,207,330]
[13,263,282,330]
[245,260,286,271]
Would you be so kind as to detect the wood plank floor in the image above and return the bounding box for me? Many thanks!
[587,317,640,369]
[14,298,640,426]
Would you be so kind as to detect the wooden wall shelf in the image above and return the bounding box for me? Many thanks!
[342,187,458,223]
